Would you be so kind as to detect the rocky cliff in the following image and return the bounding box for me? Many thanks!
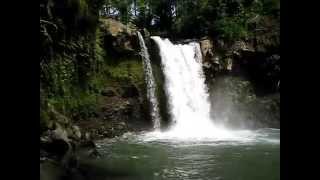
[199,33,280,129]
[40,18,152,180]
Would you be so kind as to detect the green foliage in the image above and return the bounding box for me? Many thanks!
[40,32,105,120]
[101,0,279,42]
[40,0,107,122]
[105,59,144,87]
[40,0,146,125]
[40,0,280,129]
[214,17,249,41]
[47,90,98,120]
[113,0,132,23]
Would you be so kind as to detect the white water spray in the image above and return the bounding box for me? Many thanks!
[150,36,237,139]
[137,32,161,129]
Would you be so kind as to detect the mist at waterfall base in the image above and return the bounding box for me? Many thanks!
[92,36,279,180]
[143,36,276,141]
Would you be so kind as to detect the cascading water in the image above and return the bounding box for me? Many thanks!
[93,36,279,180]
[150,36,235,139]
[137,32,161,129]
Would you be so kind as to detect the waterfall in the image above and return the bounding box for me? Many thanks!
[137,32,161,129]
[151,36,233,138]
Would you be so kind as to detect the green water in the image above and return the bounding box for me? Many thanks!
[93,128,279,180]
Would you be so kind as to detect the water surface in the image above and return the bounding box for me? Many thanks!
[95,128,280,180]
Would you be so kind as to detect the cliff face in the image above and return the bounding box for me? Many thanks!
[81,18,152,139]
[40,18,152,180]
[199,30,280,129]
[200,13,280,94]
[208,76,280,129]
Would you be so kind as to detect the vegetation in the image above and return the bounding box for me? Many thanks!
[40,2,280,179]
[40,0,279,133]
[40,0,107,133]
[101,0,279,41]
[40,0,146,134]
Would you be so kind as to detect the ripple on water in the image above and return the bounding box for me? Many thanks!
[94,128,279,180]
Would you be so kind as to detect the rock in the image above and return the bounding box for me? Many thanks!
[209,76,279,129]
[217,39,225,48]
[100,18,138,54]
[40,133,51,143]
[203,62,211,68]
[117,124,124,130]
[72,125,81,139]
[55,114,69,126]
[47,120,55,129]
[85,132,91,141]
[88,149,100,158]
[213,56,220,64]
[267,54,280,63]
[116,122,127,130]
[226,58,233,71]
[122,132,133,139]
[200,39,213,54]
[101,18,136,37]
[66,127,74,139]
[40,124,73,160]
[45,139,70,159]
[101,89,116,97]
[52,123,69,142]
[119,122,126,126]
[102,131,109,136]
[231,41,254,53]
[199,39,214,63]
[143,28,150,38]
[121,85,139,98]
[48,104,70,126]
